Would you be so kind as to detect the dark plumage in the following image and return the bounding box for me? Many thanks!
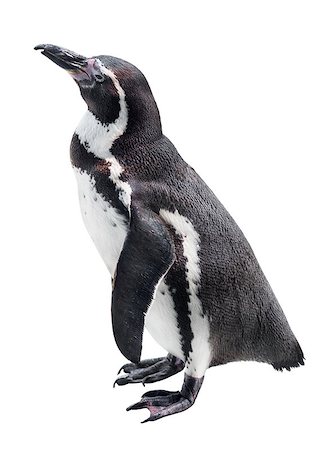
[35,44,304,422]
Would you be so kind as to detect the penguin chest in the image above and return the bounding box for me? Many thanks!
[74,168,129,276]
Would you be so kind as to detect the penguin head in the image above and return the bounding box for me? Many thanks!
[35,44,161,139]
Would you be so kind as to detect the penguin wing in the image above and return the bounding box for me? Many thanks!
[111,204,175,363]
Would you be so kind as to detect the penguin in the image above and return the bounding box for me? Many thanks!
[35,44,304,423]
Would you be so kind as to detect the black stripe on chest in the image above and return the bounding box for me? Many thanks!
[70,133,129,220]
[164,230,194,360]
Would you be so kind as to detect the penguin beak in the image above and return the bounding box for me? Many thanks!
[34,44,104,84]
[34,44,87,71]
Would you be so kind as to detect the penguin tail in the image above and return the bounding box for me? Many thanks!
[271,340,305,372]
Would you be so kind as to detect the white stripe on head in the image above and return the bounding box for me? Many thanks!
[75,59,128,160]
[159,209,212,377]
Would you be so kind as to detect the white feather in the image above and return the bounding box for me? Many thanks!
[145,280,184,361]
[74,168,128,276]
[159,209,212,377]
[106,157,131,212]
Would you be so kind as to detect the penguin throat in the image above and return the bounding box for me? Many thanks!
[75,109,127,159]
[75,65,128,160]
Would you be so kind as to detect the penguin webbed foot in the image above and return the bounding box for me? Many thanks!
[127,374,204,423]
[114,354,184,387]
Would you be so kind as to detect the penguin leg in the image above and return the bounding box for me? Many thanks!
[127,373,203,423]
[114,354,185,386]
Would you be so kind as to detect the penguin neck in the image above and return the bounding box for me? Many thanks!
[112,93,162,155]
[75,94,162,161]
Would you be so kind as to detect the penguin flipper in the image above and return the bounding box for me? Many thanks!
[111,204,175,363]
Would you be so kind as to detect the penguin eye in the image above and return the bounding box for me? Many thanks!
[95,73,105,83]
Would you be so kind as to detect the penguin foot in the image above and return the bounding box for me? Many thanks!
[114,354,184,387]
[127,374,204,422]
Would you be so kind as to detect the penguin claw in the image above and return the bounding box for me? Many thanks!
[117,357,164,375]
[126,390,192,422]
[127,375,204,422]
[114,355,184,387]
[117,364,128,375]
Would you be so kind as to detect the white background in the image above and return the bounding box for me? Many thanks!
[1,1,326,448]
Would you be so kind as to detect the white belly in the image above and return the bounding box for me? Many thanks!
[145,280,184,361]
[74,168,128,276]
[74,169,185,362]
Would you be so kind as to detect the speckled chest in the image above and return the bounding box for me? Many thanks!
[73,167,130,276]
